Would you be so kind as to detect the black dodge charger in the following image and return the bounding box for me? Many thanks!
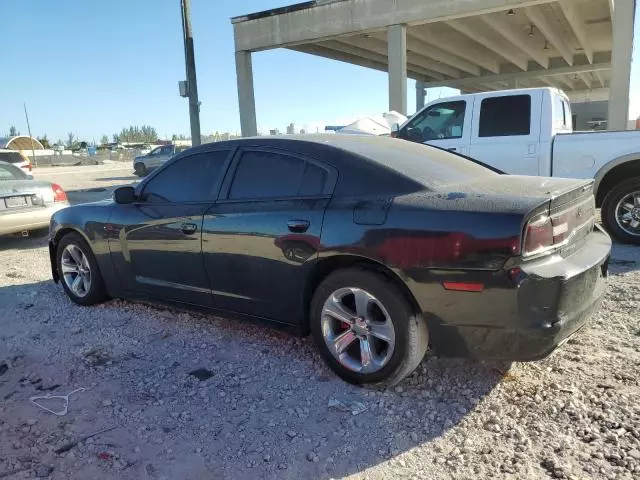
[49,135,610,386]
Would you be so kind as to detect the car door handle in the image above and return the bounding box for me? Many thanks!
[287,220,310,233]
[181,223,198,235]
[447,147,457,151]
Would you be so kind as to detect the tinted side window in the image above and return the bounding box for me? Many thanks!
[478,95,531,137]
[229,151,326,199]
[143,150,229,203]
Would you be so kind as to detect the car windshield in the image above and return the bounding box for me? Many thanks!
[0,162,28,181]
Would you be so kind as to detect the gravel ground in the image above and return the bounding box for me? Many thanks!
[0,166,639,479]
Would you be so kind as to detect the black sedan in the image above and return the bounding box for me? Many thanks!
[49,135,610,386]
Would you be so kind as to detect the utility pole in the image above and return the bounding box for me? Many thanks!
[23,102,38,167]
[180,0,201,146]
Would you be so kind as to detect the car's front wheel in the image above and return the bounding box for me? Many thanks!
[56,232,108,306]
[310,268,428,387]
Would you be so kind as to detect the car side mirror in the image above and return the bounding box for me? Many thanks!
[27,174,34,180]
[114,186,136,204]
[391,123,400,133]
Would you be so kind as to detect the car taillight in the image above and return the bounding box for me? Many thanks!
[52,183,67,202]
[523,214,553,256]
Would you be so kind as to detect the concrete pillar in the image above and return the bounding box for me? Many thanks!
[235,50,258,137]
[607,1,634,131]
[415,80,426,111]
[387,24,407,115]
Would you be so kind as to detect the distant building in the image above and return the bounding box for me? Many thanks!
[269,129,280,135]
[286,123,295,134]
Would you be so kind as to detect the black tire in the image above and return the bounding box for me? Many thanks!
[56,232,109,306]
[134,162,147,177]
[601,176,640,245]
[310,268,428,388]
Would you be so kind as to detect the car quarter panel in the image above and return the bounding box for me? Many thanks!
[319,194,526,323]
[49,201,121,297]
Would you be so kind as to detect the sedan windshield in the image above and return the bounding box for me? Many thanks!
[0,163,29,181]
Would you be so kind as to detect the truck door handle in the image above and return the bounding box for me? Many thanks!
[287,220,310,233]
[180,223,198,235]
[447,147,457,151]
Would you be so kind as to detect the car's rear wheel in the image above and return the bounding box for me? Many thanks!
[56,232,108,306]
[134,162,147,177]
[310,268,428,387]
[601,177,640,245]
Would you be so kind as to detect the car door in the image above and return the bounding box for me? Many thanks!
[108,148,233,306]
[397,99,472,155]
[468,91,543,175]
[201,147,337,324]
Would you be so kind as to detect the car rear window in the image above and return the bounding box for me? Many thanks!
[325,135,498,190]
[0,151,26,164]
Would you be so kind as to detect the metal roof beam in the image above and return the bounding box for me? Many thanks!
[339,36,461,77]
[233,0,556,52]
[422,60,610,88]
[409,23,501,73]
[524,6,574,66]
[558,0,594,63]
[480,13,549,68]
[445,19,529,71]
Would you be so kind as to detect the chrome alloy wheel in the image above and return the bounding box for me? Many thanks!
[615,191,640,237]
[61,244,92,298]
[320,287,396,374]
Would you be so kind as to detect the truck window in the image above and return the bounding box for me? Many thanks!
[563,100,572,128]
[400,101,466,143]
[478,95,531,137]
[553,95,567,129]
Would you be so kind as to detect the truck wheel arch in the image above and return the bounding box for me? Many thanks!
[593,154,640,207]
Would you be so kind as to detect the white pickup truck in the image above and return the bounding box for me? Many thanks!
[393,87,640,245]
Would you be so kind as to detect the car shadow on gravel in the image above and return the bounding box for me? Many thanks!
[0,231,49,252]
[0,278,508,480]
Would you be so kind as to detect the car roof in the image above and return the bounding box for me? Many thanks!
[194,134,496,191]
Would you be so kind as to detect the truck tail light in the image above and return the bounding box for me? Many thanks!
[52,183,67,202]
[523,214,553,256]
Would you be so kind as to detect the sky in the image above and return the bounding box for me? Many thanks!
[0,0,638,142]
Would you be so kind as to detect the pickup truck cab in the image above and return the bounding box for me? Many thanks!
[394,87,640,244]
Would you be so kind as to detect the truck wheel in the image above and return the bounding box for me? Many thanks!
[309,268,428,388]
[601,177,640,245]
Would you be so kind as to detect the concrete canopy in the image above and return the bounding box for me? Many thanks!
[232,0,634,135]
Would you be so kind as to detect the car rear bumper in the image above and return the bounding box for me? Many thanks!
[0,202,69,236]
[425,226,611,361]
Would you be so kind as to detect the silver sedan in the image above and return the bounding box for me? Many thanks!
[0,161,70,236]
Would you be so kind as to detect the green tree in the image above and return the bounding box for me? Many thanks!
[100,135,109,145]
[9,126,19,136]
[37,134,51,149]
[115,125,158,143]
[66,132,76,148]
